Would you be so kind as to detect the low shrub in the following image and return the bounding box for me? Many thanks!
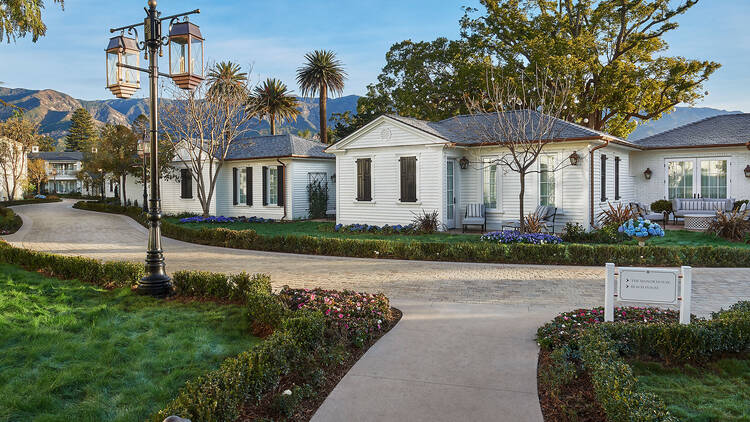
[172,270,271,302]
[561,222,627,244]
[0,241,143,287]
[523,213,547,233]
[74,201,750,267]
[307,179,329,219]
[247,291,290,338]
[411,209,440,233]
[480,230,563,245]
[706,209,750,242]
[178,215,273,224]
[1,197,62,206]
[280,287,392,347]
[333,223,417,235]
[650,199,673,214]
[0,206,22,234]
[618,217,666,239]
[597,202,635,227]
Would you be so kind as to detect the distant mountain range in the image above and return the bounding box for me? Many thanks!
[0,87,359,141]
[0,87,744,143]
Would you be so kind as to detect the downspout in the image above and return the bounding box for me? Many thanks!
[277,158,288,221]
[589,139,610,228]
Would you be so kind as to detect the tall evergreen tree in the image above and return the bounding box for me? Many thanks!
[65,108,95,151]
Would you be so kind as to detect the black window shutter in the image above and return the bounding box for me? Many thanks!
[600,155,607,202]
[400,157,417,202]
[614,157,621,200]
[277,165,284,207]
[262,166,268,206]
[356,159,363,201]
[232,168,238,205]
[363,159,371,201]
[180,169,192,199]
[251,167,253,206]
[399,158,406,202]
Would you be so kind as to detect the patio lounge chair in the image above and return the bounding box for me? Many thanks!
[630,202,665,223]
[463,203,486,232]
[501,205,558,233]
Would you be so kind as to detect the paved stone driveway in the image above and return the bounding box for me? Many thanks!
[5,200,749,422]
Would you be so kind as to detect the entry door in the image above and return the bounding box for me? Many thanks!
[446,159,456,228]
[665,158,729,199]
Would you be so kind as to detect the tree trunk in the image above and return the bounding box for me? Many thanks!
[121,174,127,205]
[319,84,327,144]
[519,172,526,234]
[270,112,276,135]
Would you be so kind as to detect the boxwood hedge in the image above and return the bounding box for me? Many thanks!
[74,201,750,267]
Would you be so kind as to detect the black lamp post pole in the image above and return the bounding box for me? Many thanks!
[142,152,148,213]
[138,0,172,297]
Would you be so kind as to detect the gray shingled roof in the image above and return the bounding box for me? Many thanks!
[385,111,631,146]
[28,151,84,161]
[630,114,750,148]
[225,134,333,160]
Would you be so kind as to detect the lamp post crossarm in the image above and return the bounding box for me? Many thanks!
[116,62,170,78]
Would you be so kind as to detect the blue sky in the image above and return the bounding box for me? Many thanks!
[2,0,749,111]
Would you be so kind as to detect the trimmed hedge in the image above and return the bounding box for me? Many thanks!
[74,201,750,267]
[540,303,750,422]
[0,206,22,234]
[0,241,144,287]
[1,198,63,206]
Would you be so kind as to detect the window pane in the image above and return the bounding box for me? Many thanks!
[700,160,727,199]
[123,52,139,85]
[540,156,556,206]
[190,38,203,76]
[269,168,278,205]
[483,158,497,208]
[107,52,119,86]
[667,161,694,199]
[238,169,246,204]
[171,40,187,74]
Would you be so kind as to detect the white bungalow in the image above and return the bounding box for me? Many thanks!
[326,112,750,231]
[125,134,335,219]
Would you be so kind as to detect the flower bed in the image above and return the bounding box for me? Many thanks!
[480,230,563,244]
[280,287,392,346]
[178,215,273,224]
[619,217,665,238]
[333,223,417,235]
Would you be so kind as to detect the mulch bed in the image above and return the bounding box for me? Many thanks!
[237,308,402,421]
[537,349,607,422]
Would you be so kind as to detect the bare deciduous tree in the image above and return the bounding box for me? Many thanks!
[161,76,257,217]
[464,69,571,233]
[0,115,38,200]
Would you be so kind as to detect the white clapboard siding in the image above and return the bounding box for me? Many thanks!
[288,159,336,220]
[129,163,216,216]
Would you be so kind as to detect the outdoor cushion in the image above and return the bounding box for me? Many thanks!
[464,203,486,225]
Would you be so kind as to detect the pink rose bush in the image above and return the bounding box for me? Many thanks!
[280,287,392,347]
[537,306,680,349]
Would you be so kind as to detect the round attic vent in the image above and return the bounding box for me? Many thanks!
[380,128,392,140]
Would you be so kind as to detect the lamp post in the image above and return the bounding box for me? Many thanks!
[107,1,203,298]
[137,139,150,213]
[98,168,104,201]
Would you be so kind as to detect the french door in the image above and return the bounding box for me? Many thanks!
[665,158,729,199]
[446,159,456,229]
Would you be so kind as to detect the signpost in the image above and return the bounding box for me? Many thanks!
[604,263,692,324]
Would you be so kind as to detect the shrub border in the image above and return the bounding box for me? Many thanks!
[73,201,750,267]
[1,198,63,206]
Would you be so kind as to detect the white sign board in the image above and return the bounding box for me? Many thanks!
[604,263,692,325]
[618,268,678,304]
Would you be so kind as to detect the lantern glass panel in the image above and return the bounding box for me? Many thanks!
[190,37,203,77]
[122,51,139,85]
[107,51,119,87]
[171,37,188,75]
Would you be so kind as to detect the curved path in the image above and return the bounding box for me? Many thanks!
[5,200,750,422]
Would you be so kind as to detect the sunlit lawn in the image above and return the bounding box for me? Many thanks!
[0,264,259,422]
[632,358,750,422]
[628,229,750,249]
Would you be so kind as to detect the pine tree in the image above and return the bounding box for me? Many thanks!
[66,108,96,152]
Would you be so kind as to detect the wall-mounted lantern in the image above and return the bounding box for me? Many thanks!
[744,165,750,178]
[644,168,652,180]
[330,173,336,183]
[168,21,204,90]
[568,151,580,166]
[105,35,140,99]
[459,156,470,169]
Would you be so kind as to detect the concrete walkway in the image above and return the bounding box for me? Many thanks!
[5,200,750,422]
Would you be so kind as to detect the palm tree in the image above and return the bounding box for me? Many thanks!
[296,50,347,144]
[251,78,300,135]
[206,61,248,98]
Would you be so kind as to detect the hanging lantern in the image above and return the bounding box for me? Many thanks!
[744,165,750,178]
[644,168,652,180]
[105,35,140,99]
[168,21,204,90]
[568,151,580,166]
[459,157,470,169]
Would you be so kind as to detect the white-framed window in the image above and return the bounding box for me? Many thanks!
[539,155,556,206]
[665,158,729,199]
[238,168,247,204]
[268,167,278,205]
[482,157,498,209]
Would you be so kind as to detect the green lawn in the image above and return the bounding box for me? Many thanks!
[0,263,259,422]
[629,229,750,249]
[166,218,481,243]
[632,358,750,422]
